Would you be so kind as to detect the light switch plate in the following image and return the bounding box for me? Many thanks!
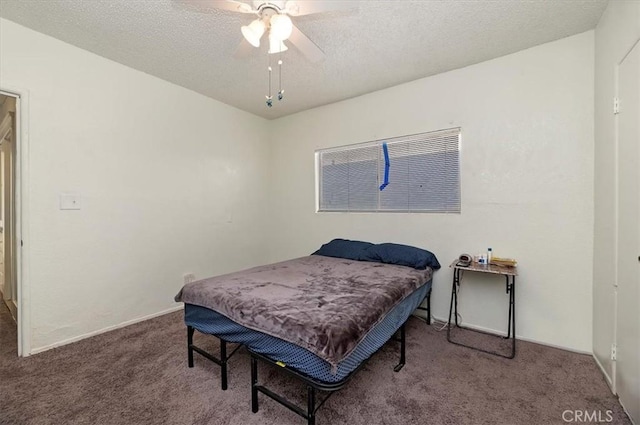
[60,192,81,210]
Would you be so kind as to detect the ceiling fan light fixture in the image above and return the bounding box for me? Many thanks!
[241,19,266,47]
[269,14,293,41]
[268,32,288,54]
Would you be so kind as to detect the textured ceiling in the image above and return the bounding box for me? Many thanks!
[0,0,608,119]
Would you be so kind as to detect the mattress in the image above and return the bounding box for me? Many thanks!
[176,255,432,367]
[185,280,430,383]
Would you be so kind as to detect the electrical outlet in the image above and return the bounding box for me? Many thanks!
[184,273,195,284]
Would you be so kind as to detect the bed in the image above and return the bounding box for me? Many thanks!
[175,241,439,425]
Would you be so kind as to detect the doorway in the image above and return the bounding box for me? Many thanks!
[0,93,17,356]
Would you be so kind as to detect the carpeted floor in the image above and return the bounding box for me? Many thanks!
[0,302,630,425]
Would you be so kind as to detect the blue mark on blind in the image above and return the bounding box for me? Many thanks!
[379,142,390,191]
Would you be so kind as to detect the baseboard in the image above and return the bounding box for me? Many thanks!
[430,314,592,355]
[620,401,637,425]
[30,305,184,355]
[592,353,614,394]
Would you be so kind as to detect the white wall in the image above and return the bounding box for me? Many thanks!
[268,32,595,352]
[593,0,640,410]
[0,17,599,357]
[0,19,271,353]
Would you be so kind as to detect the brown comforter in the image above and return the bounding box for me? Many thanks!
[175,255,432,368]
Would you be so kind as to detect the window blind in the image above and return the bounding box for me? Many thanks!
[317,128,461,213]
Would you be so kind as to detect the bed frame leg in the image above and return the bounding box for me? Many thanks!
[187,326,194,368]
[415,287,432,325]
[220,340,228,390]
[393,324,406,372]
[251,356,259,413]
[426,290,432,325]
[307,385,316,425]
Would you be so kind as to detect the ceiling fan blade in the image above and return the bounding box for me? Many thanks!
[284,0,353,16]
[288,24,324,63]
[177,0,255,14]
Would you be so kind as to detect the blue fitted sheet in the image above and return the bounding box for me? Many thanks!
[185,280,430,383]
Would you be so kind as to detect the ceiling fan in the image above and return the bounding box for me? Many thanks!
[181,0,352,63]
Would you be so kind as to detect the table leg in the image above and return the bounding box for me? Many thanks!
[447,269,458,342]
[453,268,460,326]
[506,276,512,339]
[510,277,516,358]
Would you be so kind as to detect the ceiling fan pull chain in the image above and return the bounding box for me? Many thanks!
[278,58,284,101]
[266,55,273,107]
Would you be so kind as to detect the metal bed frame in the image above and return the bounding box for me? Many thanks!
[250,323,408,425]
[185,289,431,423]
[187,326,242,390]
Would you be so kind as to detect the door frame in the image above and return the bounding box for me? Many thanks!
[0,86,31,357]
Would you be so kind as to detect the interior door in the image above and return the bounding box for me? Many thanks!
[616,39,640,423]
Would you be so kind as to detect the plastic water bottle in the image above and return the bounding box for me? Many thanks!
[487,248,493,265]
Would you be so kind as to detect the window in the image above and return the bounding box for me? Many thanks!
[317,128,460,213]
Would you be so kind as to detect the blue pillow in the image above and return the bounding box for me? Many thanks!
[312,239,374,261]
[362,243,441,270]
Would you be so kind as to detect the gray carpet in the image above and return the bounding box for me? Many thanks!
[0,302,630,425]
